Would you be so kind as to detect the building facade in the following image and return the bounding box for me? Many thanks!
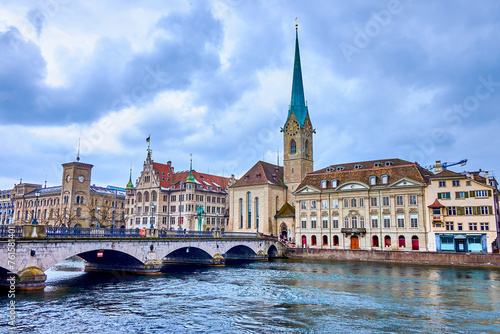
[425,169,500,253]
[124,150,235,231]
[0,189,13,225]
[9,161,125,228]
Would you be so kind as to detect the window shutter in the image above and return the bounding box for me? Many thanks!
[488,190,492,197]
[437,193,442,199]
[489,206,493,214]
[473,206,478,215]
[457,207,463,215]
[455,192,460,199]
[470,191,475,198]
[465,192,469,198]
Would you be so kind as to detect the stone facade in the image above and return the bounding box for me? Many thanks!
[0,189,13,225]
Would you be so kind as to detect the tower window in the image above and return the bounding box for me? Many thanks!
[290,139,296,154]
[304,140,309,156]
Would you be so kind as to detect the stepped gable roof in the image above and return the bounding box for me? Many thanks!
[428,198,445,208]
[430,170,464,179]
[275,202,295,218]
[231,161,284,188]
[297,158,428,190]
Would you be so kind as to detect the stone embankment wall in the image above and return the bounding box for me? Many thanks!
[287,248,500,267]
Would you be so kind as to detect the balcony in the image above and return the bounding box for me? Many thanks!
[341,228,366,235]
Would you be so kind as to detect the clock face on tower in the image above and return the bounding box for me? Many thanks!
[304,119,313,137]
[78,176,84,183]
[66,175,71,183]
[285,120,300,136]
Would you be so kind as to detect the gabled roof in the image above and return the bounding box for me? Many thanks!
[297,159,429,190]
[275,202,295,218]
[231,161,284,188]
[430,170,464,179]
[152,162,174,188]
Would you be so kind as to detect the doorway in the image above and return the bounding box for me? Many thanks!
[350,236,359,250]
[280,223,288,240]
[455,239,466,252]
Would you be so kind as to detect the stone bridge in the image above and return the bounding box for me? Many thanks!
[0,225,286,290]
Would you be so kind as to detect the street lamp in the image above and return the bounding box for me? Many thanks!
[31,189,40,225]
[150,203,155,229]
[96,206,100,228]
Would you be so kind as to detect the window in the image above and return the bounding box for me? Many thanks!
[322,217,328,229]
[321,180,328,188]
[351,216,358,228]
[385,235,391,247]
[239,198,243,229]
[383,196,390,206]
[372,236,379,247]
[480,222,489,231]
[437,192,451,199]
[383,215,391,228]
[323,235,328,246]
[396,196,404,206]
[301,201,307,210]
[370,197,377,207]
[475,190,488,197]
[371,216,378,228]
[343,198,349,208]
[332,199,339,208]
[369,176,377,185]
[469,222,478,230]
[397,214,405,228]
[301,218,307,229]
[171,195,176,202]
[457,223,463,231]
[410,214,418,228]
[452,180,460,187]
[304,140,309,156]
[336,166,344,171]
[331,179,338,187]
[290,139,296,154]
[381,175,389,184]
[360,217,365,228]
[466,181,471,186]
[480,206,490,215]
[311,217,317,229]
[332,217,339,229]
[456,191,468,199]
[439,181,446,187]
[359,198,364,207]
[333,235,339,246]
[311,200,316,209]
[321,200,328,209]
[350,198,357,207]
[409,195,417,205]
[344,217,349,228]
[354,164,362,169]
[447,207,457,216]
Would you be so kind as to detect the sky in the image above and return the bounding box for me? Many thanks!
[1,0,500,190]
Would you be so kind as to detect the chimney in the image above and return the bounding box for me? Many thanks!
[471,174,475,180]
[485,171,489,183]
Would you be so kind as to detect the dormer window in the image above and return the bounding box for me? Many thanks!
[374,162,382,167]
[336,166,344,171]
[385,161,394,166]
[369,175,377,185]
[354,164,362,169]
[321,180,328,189]
[381,175,389,184]
[326,167,334,172]
[331,179,338,188]
[162,172,165,175]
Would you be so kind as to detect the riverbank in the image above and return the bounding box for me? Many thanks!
[287,248,500,267]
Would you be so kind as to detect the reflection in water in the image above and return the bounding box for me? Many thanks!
[1,258,499,333]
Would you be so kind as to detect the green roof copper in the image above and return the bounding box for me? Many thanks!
[285,25,308,127]
[186,154,195,183]
[126,167,134,189]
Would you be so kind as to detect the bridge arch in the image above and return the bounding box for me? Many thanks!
[163,247,214,265]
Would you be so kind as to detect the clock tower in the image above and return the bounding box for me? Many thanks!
[282,25,314,193]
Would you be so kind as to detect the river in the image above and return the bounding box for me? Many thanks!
[2,258,500,333]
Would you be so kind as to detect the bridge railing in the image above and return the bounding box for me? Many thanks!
[158,230,215,238]
[0,225,23,238]
[45,226,141,238]
[221,232,259,238]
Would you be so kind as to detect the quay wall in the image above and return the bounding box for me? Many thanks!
[286,248,500,267]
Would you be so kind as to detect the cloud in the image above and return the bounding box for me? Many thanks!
[26,8,47,37]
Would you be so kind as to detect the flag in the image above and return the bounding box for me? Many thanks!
[146,136,150,143]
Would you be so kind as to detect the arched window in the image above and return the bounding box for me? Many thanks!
[152,191,157,202]
[137,192,142,203]
[76,196,80,204]
[290,139,296,154]
[333,235,339,246]
[323,235,328,246]
[321,180,328,188]
[144,191,150,202]
[311,235,317,246]
[412,236,419,250]
[76,208,82,217]
[399,235,406,248]
[385,235,391,247]
[305,139,309,156]
[372,235,379,247]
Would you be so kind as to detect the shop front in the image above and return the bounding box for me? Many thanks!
[436,234,487,253]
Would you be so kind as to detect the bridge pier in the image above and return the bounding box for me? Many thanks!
[84,261,162,275]
[15,266,47,290]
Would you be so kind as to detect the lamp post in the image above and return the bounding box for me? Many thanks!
[216,211,219,231]
[31,189,40,225]
[96,206,100,228]
[150,203,155,229]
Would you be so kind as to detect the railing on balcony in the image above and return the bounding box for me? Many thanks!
[46,226,141,238]
[0,225,23,238]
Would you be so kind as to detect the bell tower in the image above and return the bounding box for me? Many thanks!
[282,24,314,193]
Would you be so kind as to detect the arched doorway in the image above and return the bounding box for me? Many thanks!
[350,236,359,250]
[311,235,317,246]
[333,235,339,247]
[412,236,419,250]
[323,235,328,246]
[280,222,288,240]
[302,235,307,247]
[372,235,379,247]
[385,235,391,247]
[399,235,406,248]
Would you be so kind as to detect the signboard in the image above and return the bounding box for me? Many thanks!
[97,251,103,258]
[140,229,146,236]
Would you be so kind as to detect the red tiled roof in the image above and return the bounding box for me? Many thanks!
[428,198,445,208]
[152,162,174,188]
[429,170,464,179]
[231,161,284,188]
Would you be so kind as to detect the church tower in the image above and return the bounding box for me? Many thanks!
[282,24,314,193]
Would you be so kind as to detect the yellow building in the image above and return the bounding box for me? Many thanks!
[425,169,499,253]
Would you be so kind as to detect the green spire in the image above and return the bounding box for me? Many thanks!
[285,24,308,127]
[126,166,134,189]
[186,153,195,183]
